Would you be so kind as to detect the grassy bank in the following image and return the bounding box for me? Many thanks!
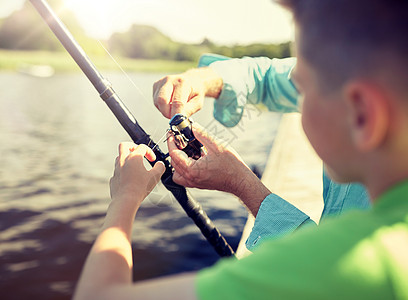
[0,49,196,73]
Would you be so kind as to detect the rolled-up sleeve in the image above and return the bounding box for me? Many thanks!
[199,54,299,127]
[246,194,317,250]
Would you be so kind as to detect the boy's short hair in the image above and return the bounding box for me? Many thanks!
[278,0,408,92]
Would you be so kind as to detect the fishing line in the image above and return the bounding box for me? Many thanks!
[97,40,171,198]
[97,39,166,148]
[97,40,150,104]
[151,129,170,152]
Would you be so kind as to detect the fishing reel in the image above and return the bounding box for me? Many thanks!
[169,114,206,160]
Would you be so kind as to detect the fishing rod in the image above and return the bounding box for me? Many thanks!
[29,0,234,257]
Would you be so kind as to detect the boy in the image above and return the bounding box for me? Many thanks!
[74,0,408,299]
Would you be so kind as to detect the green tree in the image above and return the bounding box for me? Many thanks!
[208,42,292,59]
[175,44,200,61]
[108,25,180,60]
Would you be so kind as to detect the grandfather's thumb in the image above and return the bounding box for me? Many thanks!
[191,123,218,150]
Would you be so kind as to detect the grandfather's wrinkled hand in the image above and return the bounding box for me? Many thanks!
[152,72,205,119]
[109,142,165,207]
[167,123,253,196]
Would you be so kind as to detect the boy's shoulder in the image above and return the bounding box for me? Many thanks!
[197,181,408,300]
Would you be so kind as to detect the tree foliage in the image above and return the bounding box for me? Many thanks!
[109,25,176,59]
[107,25,292,61]
[0,3,292,61]
[210,42,292,59]
[108,25,204,61]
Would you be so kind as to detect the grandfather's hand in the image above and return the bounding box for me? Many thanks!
[153,73,205,119]
[110,143,165,207]
[153,67,223,119]
[167,123,249,194]
[168,123,271,216]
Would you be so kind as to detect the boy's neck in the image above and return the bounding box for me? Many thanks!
[364,153,408,201]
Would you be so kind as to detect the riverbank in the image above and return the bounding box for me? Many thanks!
[0,49,196,73]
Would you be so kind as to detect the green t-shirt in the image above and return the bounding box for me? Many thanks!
[197,181,408,299]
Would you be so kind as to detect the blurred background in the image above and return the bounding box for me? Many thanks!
[0,0,293,299]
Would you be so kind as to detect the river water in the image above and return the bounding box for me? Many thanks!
[0,71,281,299]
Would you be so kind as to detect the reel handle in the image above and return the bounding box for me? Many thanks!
[169,114,206,160]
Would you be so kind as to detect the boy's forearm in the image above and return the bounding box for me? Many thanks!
[74,199,141,300]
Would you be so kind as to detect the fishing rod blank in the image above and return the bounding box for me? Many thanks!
[29,0,234,257]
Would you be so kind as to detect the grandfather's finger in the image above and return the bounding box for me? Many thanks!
[172,171,191,187]
[169,156,187,176]
[184,95,204,118]
[170,79,191,117]
[168,136,194,170]
[166,132,179,153]
[153,80,174,119]
[191,123,219,152]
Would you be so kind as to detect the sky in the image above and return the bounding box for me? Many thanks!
[0,0,294,45]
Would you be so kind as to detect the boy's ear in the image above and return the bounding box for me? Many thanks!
[344,81,390,152]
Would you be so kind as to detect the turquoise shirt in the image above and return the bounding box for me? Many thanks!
[197,180,408,299]
[198,54,371,250]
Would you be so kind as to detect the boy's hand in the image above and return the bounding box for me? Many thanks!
[167,123,252,195]
[110,142,165,207]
